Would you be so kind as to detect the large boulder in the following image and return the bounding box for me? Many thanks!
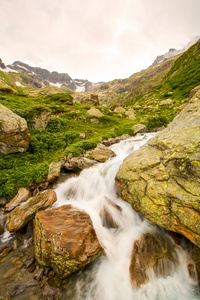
[116,89,200,247]
[34,205,103,278]
[6,190,57,232]
[129,231,178,288]
[0,104,31,154]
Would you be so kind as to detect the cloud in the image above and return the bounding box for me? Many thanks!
[0,0,199,81]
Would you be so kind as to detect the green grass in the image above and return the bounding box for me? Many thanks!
[1,41,200,200]
[0,92,139,199]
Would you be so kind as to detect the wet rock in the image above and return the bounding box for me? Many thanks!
[24,257,36,269]
[129,231,178,288]
[99,196,122,229]
[89,143,116,162]
[34,205,103,279]
[42,283,61,300]
[28,263,36,273]
[116,89,200,247]
[10,284,25,297]
[5,187,31,212]
[0,245,13,259]
[0,209,7,234]
[3,267,17,279]
[34,267,44,281]
[77,157,97,170]
[0,103,31,154]
[6,190,57,232]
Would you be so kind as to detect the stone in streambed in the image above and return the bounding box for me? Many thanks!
[6,190,57,232]
[34,205,103,279]
[129,231,178,288]
[5,187,31,212]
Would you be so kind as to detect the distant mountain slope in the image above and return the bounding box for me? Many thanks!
[0,60,102,92]
[8,61,102,92]
[151,36,200,66]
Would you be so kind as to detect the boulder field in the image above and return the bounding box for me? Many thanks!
[116,87,200,248]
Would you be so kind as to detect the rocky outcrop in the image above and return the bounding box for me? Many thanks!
[6,190,57,232]
[129,231,178,288]
[34,205,103,278]
[116,89,200,247]
[0,104,31,154]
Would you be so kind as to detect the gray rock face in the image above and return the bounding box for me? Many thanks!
[0,104,31,154]
[116,88,200,247]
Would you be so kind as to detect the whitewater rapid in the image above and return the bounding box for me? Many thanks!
[54,133,199,300]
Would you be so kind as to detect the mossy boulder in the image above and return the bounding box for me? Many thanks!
[34,205,103,278]
[0,103,31,154]
[116,88,200,247]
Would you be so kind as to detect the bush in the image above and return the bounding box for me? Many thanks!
[147,116,168,130]
[45,93,73,104]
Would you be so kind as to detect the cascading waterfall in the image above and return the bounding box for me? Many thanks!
[54,133,199,300]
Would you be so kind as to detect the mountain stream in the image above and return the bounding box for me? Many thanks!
[53,133,199,300]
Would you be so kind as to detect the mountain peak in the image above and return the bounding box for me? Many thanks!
[152,36,200,66]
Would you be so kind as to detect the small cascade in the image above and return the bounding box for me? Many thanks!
[47,134,200,299]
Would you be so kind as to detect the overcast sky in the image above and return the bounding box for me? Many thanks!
[0,0,200,82]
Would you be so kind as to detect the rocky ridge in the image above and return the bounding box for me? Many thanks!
[5,61,102,92]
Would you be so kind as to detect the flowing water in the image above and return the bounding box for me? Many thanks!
[53,133,200,300]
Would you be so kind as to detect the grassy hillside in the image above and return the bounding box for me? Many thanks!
[0,40,200,199]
